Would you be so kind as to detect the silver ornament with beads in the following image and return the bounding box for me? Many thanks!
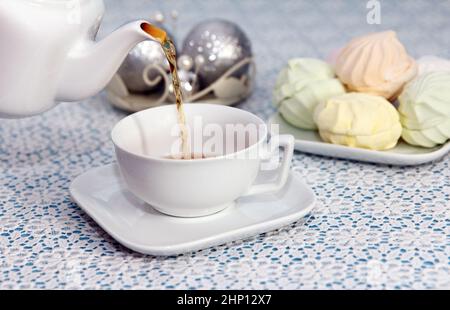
[106,17,255,112]
[181,19,253,88]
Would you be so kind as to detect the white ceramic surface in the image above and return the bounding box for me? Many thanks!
[0,0,157,118]
[269,113,450,166]
[70,164,316,256]
[112,104,295,217]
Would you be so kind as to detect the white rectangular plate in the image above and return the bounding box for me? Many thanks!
[269,113,450,166]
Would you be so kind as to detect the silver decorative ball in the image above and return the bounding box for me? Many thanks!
[117,25,175,93]
[167,69,200,101]
[178,55,194,71]
[181,19,252,87]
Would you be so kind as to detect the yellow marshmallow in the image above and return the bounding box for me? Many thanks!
[314,93,402,150]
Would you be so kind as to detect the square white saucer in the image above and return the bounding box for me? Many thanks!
[269,113,450,166]
[69,164,316,256]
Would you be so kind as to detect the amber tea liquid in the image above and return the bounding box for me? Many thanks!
[141,23,191,159]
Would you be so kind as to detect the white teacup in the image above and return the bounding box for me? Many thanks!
[111,104,294,217]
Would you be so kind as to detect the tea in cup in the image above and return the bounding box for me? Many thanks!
[111,104,294,217]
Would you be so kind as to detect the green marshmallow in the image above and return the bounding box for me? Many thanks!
[273,58,346,130]
[398,72,450,147]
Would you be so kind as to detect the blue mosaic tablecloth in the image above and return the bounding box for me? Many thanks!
[1,0,449,289]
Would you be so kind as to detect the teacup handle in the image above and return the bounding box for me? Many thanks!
[242,134,295,197]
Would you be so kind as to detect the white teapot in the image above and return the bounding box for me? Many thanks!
[0,0,163,118]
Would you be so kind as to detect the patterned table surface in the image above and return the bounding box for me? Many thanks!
[1,0,449,289]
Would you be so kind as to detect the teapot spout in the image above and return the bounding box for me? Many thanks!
[56,21,165,101]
